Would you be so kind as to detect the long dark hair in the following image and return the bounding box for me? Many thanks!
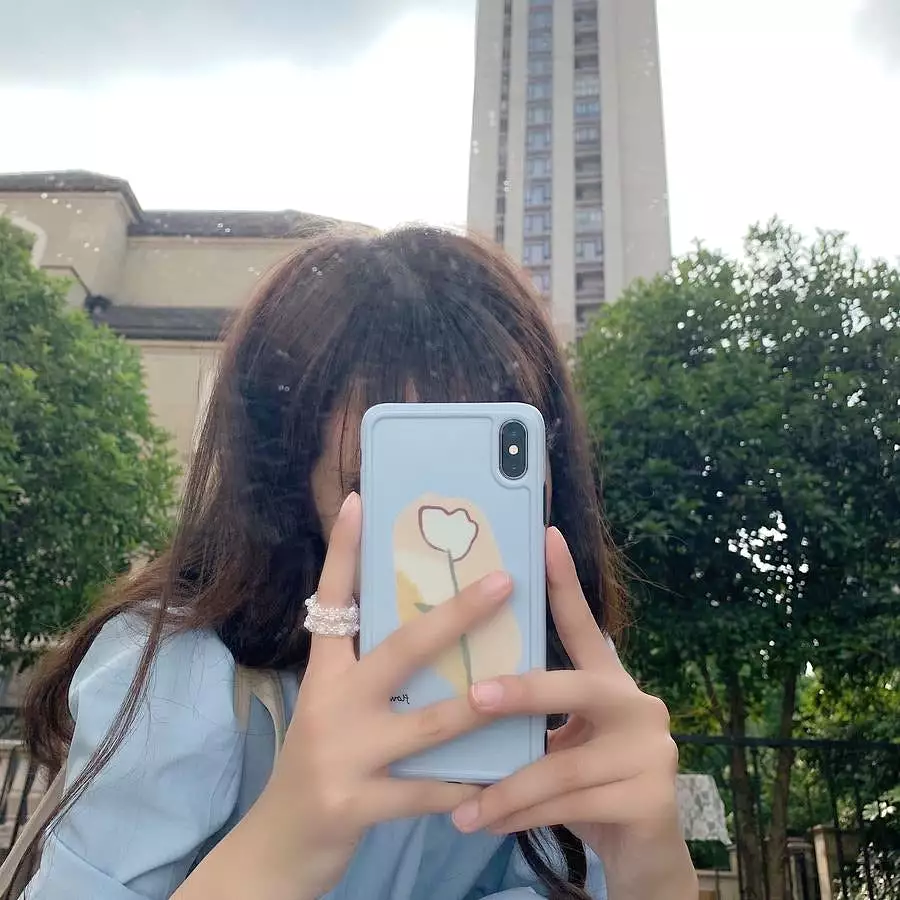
[22,225,626,899]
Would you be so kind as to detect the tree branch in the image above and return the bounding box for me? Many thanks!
[699,658,728,731]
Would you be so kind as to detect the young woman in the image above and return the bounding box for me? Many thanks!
[19,226,696,900]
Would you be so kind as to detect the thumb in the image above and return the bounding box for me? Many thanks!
[306,491,361,677]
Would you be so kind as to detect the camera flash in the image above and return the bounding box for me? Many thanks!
[509,444,519,456]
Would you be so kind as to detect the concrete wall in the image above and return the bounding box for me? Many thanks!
[0,191,131,298]
[467,0,505,240]
[121,238,296,308]
[599,0,671,298]
[136,341,221,473]
[552,0,577,343]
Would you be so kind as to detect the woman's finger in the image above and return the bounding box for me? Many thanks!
[306,491,362,678]
[355,570,512,698]
[546,527,619,673]
[452,738,658,832]
[373,697,494,767]
[467,669,630,719]
[361,778,484,826]
[483,774,666,835]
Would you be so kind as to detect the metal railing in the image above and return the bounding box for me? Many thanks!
[2,706,897,900]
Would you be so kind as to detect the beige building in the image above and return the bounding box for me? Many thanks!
[468,0,671,341]
[0,171,345,475]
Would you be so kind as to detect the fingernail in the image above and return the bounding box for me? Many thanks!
[480,572,511,601]
[340,492,360,516]
[472,680,504,708]
[546,527,565,578]
[452,799,481,831]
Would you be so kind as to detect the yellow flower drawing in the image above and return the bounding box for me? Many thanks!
[393,493,522,696]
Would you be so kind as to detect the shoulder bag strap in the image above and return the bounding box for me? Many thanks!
[233,665,287,764]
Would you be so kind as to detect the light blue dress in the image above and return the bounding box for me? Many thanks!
[25,616,607,899]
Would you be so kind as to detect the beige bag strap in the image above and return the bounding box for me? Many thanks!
[0,766,64,894]
[0,665,286,897]
[233,665,287,763]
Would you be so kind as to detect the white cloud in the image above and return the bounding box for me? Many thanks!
[856,0,900,69]
[0,11,476,230]
[657,0,900,260]
[0,1,476,85]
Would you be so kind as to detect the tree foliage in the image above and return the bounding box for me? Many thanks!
[0,218,178,669]
[575,220,899,900]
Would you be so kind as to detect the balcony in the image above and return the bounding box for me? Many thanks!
[575,207,603,234]
[576,182,602,204]
[575,153,603,181]
[575,270,604,300]
[574,31,599,51]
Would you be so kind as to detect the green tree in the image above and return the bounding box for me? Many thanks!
[0,218,178,671]
[576,221,900,900]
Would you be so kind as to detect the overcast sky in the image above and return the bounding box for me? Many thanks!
[0,0,897,260]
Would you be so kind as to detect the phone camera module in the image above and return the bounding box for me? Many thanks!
[500,420,528,479]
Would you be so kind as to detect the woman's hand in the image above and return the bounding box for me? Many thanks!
[175,491,512,900]
[449,527,697,900]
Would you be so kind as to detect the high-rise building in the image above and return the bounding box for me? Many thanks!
[467,0,671,342]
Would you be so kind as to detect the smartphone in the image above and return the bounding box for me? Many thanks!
[359,402,547,784]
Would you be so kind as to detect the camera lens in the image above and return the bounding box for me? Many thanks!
[500,420,528,479]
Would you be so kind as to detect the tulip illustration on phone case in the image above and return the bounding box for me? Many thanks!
[393,493,523,696]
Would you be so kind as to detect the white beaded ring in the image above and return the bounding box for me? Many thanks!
[303,592,360,637]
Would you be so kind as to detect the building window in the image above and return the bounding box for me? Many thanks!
[575,75,601,98]
[575,207,603,231]
[527,104,552,125]
[528,56,553,77]
[576,303,602,323]
[529,9,552,28]
[523,240,551,266]
[526,155,552,178]
[524,212,551,235]
[576,237,603,261]
[529,34,552,53]
[531,269,551,294]
[575,53,599,71]
[528,79,552,101]
[495,222,505,244]
[575,125,600,145]
[525,181,552,206]
[575,100,600,119]
[576,182,602,203]
[576,270,604,294]
[526,127,551,150]
[576,154,602,178]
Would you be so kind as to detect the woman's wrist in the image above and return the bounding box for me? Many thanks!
[589,818,698,900]
[172,791,324,900]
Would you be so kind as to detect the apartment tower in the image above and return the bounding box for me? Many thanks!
[467,0,671,341]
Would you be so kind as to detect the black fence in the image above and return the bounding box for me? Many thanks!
[675,733,900,900]
[1,708,898,900]
[0,707,21,741]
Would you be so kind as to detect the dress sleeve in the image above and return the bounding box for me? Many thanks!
[494,836,608,899]
[24,615,245,900]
